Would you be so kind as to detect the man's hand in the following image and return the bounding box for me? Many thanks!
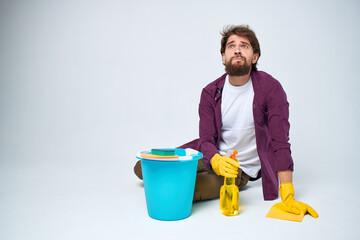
[280,182,319,217]
[211,153,240,178]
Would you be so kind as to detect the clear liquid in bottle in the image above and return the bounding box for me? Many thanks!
[220,177,239,216]
[219,150,239,216]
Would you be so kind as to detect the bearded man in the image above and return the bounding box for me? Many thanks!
[134,25,318,218]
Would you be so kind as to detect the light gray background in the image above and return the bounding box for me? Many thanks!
[1,0,359,239]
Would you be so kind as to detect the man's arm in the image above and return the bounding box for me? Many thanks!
[265,80,294,173]
[198,89,220,168]
[278,170,292,183]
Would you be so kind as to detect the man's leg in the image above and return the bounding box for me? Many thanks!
[133,159,250,202]
[192,159,250,202]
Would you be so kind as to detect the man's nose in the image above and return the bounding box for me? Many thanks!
[234,46,241,54]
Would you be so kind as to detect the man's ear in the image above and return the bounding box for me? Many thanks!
[252,53,259,64]
[222,53,226,65]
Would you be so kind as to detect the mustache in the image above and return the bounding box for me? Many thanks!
[230,56,245,62]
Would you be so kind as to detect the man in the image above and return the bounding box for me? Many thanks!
[135,25,318,218]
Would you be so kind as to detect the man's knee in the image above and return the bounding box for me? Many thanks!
[193,171,223,202]
[134,160,143,180]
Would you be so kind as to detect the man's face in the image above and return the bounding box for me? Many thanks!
[222,34,259,76]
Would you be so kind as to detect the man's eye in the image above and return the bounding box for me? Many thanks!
[228,45,234,48]
[242,45,249,49]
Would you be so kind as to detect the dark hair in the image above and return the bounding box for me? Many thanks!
[220,25,261,71]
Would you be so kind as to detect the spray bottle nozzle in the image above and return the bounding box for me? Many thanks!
[230,150,238,160]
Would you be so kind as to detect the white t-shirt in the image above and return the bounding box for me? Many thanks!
[218,76,261,178]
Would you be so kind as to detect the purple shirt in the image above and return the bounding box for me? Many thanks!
[180,70,294,200]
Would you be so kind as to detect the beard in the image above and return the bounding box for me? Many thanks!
[225,57,251,76]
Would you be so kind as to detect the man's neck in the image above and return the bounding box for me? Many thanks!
[228,72,251,86]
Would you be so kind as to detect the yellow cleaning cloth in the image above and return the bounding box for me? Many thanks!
[266,202,305,222]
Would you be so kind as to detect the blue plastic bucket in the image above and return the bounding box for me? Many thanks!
[136,148,202,221]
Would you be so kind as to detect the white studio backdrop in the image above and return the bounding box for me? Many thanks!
[0,0,359,239]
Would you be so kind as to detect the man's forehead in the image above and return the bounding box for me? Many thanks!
[227,34,251,44]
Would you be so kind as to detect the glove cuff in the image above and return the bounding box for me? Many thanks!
[279,182,295,203]
[210,153,220,166]
[210,153,221,175]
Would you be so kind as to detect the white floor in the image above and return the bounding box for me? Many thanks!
[1,156,358,240]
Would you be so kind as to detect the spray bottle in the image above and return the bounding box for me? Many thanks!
[220,150,239,216]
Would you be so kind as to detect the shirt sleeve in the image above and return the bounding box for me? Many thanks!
[265,80,294,172]
[198,89,219,169]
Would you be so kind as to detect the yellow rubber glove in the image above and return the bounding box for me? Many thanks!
[280,182,319,218]
[211,153,240,178]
